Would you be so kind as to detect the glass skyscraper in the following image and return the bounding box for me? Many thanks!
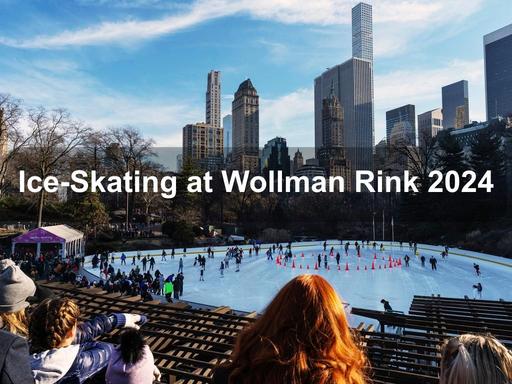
[386,104,416,146]
[484,23,512,120]
[442,80,469,129]
[352,2,373,62]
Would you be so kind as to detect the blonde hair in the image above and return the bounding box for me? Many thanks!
[440,334,512,384]
[0,310,29,336]
[29,297,80,353]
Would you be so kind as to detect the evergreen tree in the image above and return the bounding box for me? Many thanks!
[469,129,505,180]
[436,131,467,174]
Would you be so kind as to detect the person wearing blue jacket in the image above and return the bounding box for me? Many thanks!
[29,297,146,384]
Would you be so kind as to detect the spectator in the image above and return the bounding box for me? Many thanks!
[440,334,512,384]
[0,329,35,384]
[213,274,367,384]
[106,328,160,384]
[0,259,36,336]
[29,297,146,384]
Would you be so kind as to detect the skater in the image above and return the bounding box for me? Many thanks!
[380,243,384,252]
[344,242,349,256]
[149,256,155,271]
[473,282,483,299]
[336,252,341,265]
[162,249,167,261]
[404,255,410,267]
[429,256,437,271]
[220,261,225,277]
[131,255,136,265]
[324,254,328,269]
[420,255,425,267]
[323,241,327,252]
[111,253,115,264]
[200,267,204,281]
[137,251,141,261]
[120,253,126,265]
[171,248,175,259]
[266,248,273,261]
[163,279,173,302]
[441,251,446,259]
[142,256,148,272]
[380,299,393,312]
[473,263,481,276]
[317,254,321,268]
[178,257,184,273]
[235,256,241,272]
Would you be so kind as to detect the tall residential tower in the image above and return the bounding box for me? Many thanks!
[232,79,259,172]
[484,23,512,120]
[206,70,221,127]
[442,80,469,129]
[352,2,373,62]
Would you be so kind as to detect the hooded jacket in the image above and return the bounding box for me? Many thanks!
[30,313,128,384]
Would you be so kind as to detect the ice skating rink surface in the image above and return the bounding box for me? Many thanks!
[85,241,512,321]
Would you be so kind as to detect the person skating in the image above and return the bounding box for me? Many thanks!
[149,257,155,271]
[141,256,147,272]
[404,255,410,267]
[131,255,136,266]
[317,254,321,268]
[220,261,225,277]
[121,253,126,266]
[324,254,328,269]
[420,255,425,267]
[473,263,481,276]
[171,248,175,259]
[163,280,173,302]
[137,251,141,261]
[344,242,349,256]
[161,250,167,261]
[430,256,438,270]
[200,267,204,282]
[473,282,483,299]
[178,257,184,273]
[323,241,327,252]
[336,252,341,265]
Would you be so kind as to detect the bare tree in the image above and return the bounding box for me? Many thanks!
[22,107,90,226]
[104,126,155,228]
[0,94,34,193]
[391,131,440,193]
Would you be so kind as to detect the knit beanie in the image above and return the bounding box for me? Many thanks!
[0,259,36,313]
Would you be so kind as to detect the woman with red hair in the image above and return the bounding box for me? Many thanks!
[213,274,368,384]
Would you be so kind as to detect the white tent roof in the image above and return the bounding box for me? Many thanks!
[42,224,84,242]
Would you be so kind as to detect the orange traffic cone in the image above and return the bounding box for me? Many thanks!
[345,262,349,271]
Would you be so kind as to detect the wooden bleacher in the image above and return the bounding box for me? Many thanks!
[39,283,512,384]
[353,295,512,384]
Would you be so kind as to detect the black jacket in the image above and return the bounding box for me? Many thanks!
[0,330,34,384]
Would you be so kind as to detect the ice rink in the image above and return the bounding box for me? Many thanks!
[84,241,512,322]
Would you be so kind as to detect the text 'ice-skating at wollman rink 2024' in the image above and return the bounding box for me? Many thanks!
[84,240,512,321]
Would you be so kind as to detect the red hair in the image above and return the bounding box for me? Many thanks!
[225,274,367,384]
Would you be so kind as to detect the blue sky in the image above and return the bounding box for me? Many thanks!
[0,0,510,148]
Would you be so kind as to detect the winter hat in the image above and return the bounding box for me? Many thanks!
[0,259,36,313]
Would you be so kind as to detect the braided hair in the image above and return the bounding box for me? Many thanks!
[29,297,80,354]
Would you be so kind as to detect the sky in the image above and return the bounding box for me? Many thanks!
[0,0,510,150]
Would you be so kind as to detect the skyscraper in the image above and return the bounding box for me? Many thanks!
[352,2,373,62]
[292,149,304,175]
[386,104,416,146]
[260,137,290,178]
[484,23,512,120]
[232,79,259,172]
[314,2,374,176]
[182,123,224,171]
[206,70,221,128]
[418,108,443,148]
[321,84,344,148]
[442,80,469,129]
[223,114,232,157]
[314,58,374,173]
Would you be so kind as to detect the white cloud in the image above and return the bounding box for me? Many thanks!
[0,0,483,59]
[260,88,313,146]
[0,59,202,146]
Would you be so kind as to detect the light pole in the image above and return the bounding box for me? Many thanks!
[372,212,376,241]
[382,209,385,242]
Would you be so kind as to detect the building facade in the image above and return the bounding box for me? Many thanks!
[321,86,344,148]
[386,104,416,147]
[260,137,290,178]
[418,108,443,148]
[223,114,232,158]
[232,79,259,172]
[314,58,374,174]
[484,23,512,120]
[182,123,224,171]
[352,2,373,62]
[292,149,304,175]
[442,80,469,129]
[206,70,221,128]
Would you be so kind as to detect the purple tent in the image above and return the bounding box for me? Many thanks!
[12,224,84,258]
